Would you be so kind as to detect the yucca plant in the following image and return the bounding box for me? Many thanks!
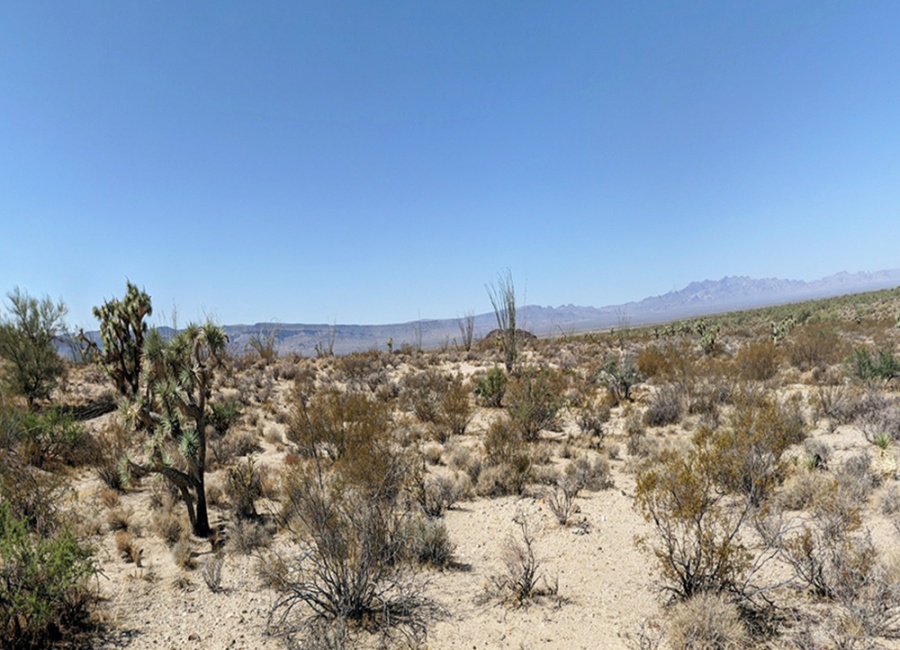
[125,322,228,537]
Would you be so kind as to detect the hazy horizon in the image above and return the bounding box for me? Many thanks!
[2,3,899,329]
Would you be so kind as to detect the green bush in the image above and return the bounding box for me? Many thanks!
[0,503,97,649]
[598,354,642,404]
[15,409,87,469]
[0,288,67,408]
[475,365,507,408]
[506,367,565,441]
[847,346,900,383]
[704,393,807,506]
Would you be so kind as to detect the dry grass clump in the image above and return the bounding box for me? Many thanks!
[114,529,142,565]
[667,592,749,650]
[152,508,188,547]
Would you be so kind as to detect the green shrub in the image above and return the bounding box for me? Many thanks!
[506,367,565,441]
[847,346,900,383]
[706,394,806,505]
[475,365,507,408]
[598,354,642,404]
[0,503,97,649]
[0,289,67,408]
[15,409,87,469]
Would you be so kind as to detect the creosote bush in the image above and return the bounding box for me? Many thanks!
[479,418,531,496]
[787,323,844,371]
[735,338,780,382]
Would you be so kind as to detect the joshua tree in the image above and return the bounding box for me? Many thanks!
[0,288,67,407]
[127,322,228,537]
[486,269,517,373]
[82,282,152,400]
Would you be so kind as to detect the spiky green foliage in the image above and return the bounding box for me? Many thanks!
[127,322,228,537]
[0,288,67,407]
[85,282,151,400]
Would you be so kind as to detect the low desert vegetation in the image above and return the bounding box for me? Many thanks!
[2,282,900,648]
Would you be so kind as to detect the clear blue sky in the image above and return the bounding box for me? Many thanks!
[2,2,898,329]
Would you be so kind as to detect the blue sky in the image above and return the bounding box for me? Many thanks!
[1,2,898,328]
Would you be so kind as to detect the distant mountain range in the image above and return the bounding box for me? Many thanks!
[75,268,900,357]
[218,268,900,356]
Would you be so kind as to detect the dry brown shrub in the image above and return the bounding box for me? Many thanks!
[208,428,261,470]
[881,484,900,515]
[115,530,141,565]
[667,592,749,650]
[489,515,557,606]
[172,539,195,569]
[787,323,845,372]
[776,470,836,512]
[636,345,671,379]
[834,452,879,506]
[106,506,134,533]
[153,509,187,547]
[403,515,455,569]
[225,455,268,520]
[643,383,684,427]
[447,443,482,485]
[735,339,780,382]
[420,441,444,465]
[227,518,273,554]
